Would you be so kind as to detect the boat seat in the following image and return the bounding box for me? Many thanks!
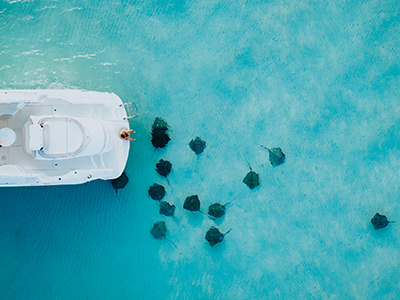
[24,117,86,158]
[28,124,43,151]
[40,118,85,156]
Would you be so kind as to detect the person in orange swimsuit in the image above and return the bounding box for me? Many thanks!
[120,129,136,141]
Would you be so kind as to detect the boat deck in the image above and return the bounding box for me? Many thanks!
[0,90,130,185]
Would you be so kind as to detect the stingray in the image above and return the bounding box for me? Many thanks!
[151,221,167,239]
[243,169,259,189]
[205,227,232,247]
[183,195,201,212]
[159,201,176,217]
[151,117,171,148]
[111,172,129,201]
[151,133,171,148]
[148,183,166,201]
[156,159,172,178]
[208,202,230,219]
[189,137,206,155]
[151,221,177,247]
[152,117,169,134]
[261,145,285,167]
[371,213,394,230]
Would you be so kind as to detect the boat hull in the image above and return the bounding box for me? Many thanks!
[0,90,131,186]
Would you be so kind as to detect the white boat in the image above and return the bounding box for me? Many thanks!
[0,89,137,186]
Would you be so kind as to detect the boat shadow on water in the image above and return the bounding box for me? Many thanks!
[0,180,121,215]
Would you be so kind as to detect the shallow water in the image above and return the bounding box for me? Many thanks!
[1,0,400,299]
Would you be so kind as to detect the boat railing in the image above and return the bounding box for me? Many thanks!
[121,102,139,120]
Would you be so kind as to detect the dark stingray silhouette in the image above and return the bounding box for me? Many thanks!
[152,133,170,148]
[208,202,230,219]
[148,183,166,201]
[243,170,259,189]
[261,145,285,167]
[111,172,129,201]
[156,159,172,178]
[205,227,232,247]
[159,201,176,217]
[151,221,167,239]
[151,117,170,148]
[150,221,177,248]
[152,117,169,134]
[371,213,394,230]
[183,195,201,212]
[189,137,206,155]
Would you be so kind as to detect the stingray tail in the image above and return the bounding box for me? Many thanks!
[224,228,232,236]
[242,157,252,171]
[224,201,232,207]
[260,145,270,152]
[199,210,207,216]
[208,215,217,221]
[116,190,121,203]
[166,238,177,248]
[195,157,200,173]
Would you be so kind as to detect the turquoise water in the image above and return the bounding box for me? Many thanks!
[1,0,400,299]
